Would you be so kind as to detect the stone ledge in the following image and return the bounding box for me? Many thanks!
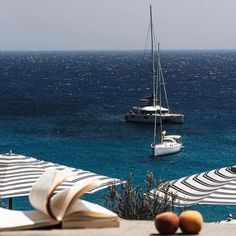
[0,220,236,236]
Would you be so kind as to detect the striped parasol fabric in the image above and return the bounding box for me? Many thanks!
[0,152,122,199]
[151,166,236,206]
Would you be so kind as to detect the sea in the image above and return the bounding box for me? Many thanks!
[0,50,235,222]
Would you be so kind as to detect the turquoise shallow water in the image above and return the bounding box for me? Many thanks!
[0,50,235,221]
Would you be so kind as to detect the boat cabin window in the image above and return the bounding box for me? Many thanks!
[141,110,155,115]
[163,138,175,143]
[173,138,182,144]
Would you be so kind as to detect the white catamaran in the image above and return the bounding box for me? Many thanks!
[146,6,183,157]
[125,6,184,124]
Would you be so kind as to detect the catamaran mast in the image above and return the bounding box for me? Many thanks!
[150,5,169,113]
[150,5,156,108]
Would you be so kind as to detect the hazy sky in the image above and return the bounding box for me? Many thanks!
[1,0,236,50]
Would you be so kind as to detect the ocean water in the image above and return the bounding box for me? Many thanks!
[0,50,236,221]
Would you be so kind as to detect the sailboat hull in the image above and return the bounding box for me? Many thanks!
[125,113,184,124]
[152,143,182,157]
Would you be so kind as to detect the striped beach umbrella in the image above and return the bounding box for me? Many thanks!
[151,166,236,206]
[0,152,122,199]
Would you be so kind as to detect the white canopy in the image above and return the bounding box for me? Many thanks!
[141,106,169,112]
[164,135,181,139]
[151,166,236,206]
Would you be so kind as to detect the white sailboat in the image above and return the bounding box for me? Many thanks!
[125,6,184,124]
[151,45,182,157]
[148,7,182,157]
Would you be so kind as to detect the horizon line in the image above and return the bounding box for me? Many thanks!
[0,48,236,52]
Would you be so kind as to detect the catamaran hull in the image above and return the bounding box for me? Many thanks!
[152,143,182,157]
[125,113,184,124]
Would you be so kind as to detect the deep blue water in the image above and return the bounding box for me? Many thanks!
[0,50,236,221]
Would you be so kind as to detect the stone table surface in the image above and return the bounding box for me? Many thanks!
[0,220,235,236]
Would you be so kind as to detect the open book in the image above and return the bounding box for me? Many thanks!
[0,169,119,231]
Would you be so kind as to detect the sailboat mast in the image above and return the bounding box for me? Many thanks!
[158,43,163,143]
[150,5,157,146]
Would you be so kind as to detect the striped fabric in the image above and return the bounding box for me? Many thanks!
[151,166,236,206]
[0,152,122,198]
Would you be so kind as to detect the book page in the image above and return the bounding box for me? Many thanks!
[62,200,119,229]
[0,208,58,231]
[65,199,118,219]
[29,169,72,217]
[50,181,99,221]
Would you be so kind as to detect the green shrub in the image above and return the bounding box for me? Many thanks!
[104,171,176,220]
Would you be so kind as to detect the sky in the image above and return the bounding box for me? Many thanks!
[0,0,236,50]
